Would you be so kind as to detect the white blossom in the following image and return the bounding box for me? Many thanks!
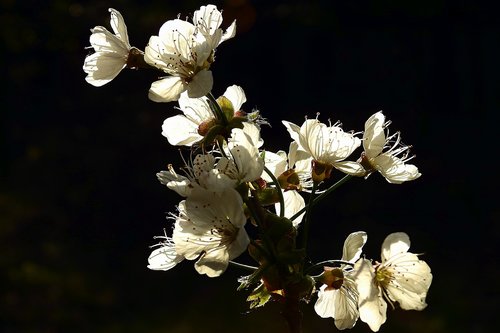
[172,187,249,277]
[314,232,367,330]
[144,5,236,102]
[217,123,264,184]
[83,8,134,86]
[282,119,364,177]
[354,232,432,332]
[263,142,312,225]
[161,85,247,146]
[361,111,421,183]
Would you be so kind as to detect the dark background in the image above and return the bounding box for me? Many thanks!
[1,0,497,332]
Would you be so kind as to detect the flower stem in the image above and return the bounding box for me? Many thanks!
[263,165,285,217]
[305,259,353,274]
[281,295,303,333]
[229,261,258,271]
[298,182,317,250]
[290,175,353,222]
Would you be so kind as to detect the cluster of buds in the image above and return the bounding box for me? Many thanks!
[83,5,432,332]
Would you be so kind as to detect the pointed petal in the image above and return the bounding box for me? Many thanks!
[221,20,237,43]
[363,111,385,157]
[342,231,367,262]
[108,8,130,47]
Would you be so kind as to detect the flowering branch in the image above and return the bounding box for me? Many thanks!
[83,5,432,333]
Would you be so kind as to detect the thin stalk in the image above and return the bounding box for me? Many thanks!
[299,182,317,250]
[305,259,354,274]
[229,261,258,271]
[263,165,285,217]
[290,175,353,222]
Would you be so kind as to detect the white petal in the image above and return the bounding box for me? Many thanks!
[156,170,191,197]
[262,150,287,182]
[381,232,410,262]
[83,52,126,86]
[161,115,201,146]
[186,70,213,98]
[108,8,130,47]
[144,35,174,70]
[158,19,196,61]
[223,85,246,111]
[147,245,184,271]
[363,111,385,158]
[193,5,223,32]
[276,190,305,227]
[333,285,359,330]
[354,259,387,332]
[341,231,367,263]
[148,76,187,102]
[334,161,365,176]
[178,93,212,122]
[194,248,229,277]
[89,26,129,54]
[314,285,336,318]
[374,154,421,184]
[221,20,237,43]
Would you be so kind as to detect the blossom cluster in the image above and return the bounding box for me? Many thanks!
[83,5,432,332]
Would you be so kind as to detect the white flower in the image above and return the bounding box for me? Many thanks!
[217,123,264,184]
[83,8,134,86]
[282,119,364,178]
[314,231,367,330]
[354,232,432,332]
[144,5,236,102]
[172,187,249,277]
[161,85,247,146]
[157,155,236,197]
[361,111,421,184]
[263,142,312,225]
[147,234,184,271]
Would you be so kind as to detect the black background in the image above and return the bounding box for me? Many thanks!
[1,0,497,332]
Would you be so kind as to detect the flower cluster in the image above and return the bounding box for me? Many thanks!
[84,5,431,332]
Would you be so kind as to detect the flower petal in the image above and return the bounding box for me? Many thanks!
[342,231,367,263]
[148,76,187,102]
[363,111,385,158]
[83,52,126,86]
[147,245,184,271]
[161,115,201,146]
[186,70,213,98]
[108,8,130,47]
[354,259,387,332]
[381,232,410,262]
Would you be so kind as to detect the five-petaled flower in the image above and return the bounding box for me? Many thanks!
[83,8,138,86]
[144,5,236,102]
[354,232,432,332]
[359,111,421,184]
[282,118,364,182]
[314,231,367,330]
[172,187,250,277]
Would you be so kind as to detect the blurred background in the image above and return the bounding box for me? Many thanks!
[1,0,497,332]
